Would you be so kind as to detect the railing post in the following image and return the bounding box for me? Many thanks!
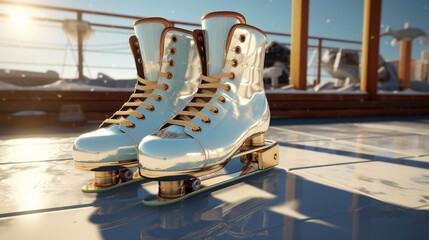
[316,38,322,85]
[290,0,309,90]
[77,12,84,80]
[398,40,412,89]
[360,0,382,100]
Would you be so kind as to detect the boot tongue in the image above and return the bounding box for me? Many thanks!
[202,14,244,76]
[134,18,171,81]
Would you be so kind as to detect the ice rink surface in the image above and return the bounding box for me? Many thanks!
[0,116,428,240]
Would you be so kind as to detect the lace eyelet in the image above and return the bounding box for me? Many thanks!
[234,46,241,54]
[147,106,155,112]
[219,97,226,104]
[126,123,136,128]
[231,59,238,68]
[198,36,203,42]
[134,40,139,47]
[136,49,140,54]
[192,127,202,133]
[138,58,142,64]
[166,72,173,79]
[169,60,175,67]
[225,84,231,92]
[201,118,211,124]
[136,115,145,120]
[239,34,246,43]
[171,35,178,42]
[170,48,177,55]
[156,95,162,102]
[229,72,235,80]
[163,83,169,90]
[210,108,219,115]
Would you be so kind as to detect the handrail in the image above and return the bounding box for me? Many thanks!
[0,0,360,45]
[0,0,364,84]
[0,0,201,26]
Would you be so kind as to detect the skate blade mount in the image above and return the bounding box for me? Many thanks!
[141,140,279,206]
[82,167,147,193]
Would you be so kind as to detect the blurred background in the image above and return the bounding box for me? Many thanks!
[0,0,428,127]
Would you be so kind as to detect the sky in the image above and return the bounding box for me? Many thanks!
[0,0,428,80]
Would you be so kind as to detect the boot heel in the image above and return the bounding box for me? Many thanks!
[241,133,279,170]
[242,133,265,150]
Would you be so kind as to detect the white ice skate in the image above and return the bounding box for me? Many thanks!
[138,12,279,205]
[73,18,204,192]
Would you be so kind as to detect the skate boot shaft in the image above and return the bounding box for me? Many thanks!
[134,18,172,81]
[139,12,272,177]
[74,19,203,172]
[201,11,246,75]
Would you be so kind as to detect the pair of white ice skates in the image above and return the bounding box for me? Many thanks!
[73,11,279,204]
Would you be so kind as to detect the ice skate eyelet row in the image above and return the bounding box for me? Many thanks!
[163,83,169,90]
[201,118,211,124]
[229,72,235,80]
[101,75,166,128]
[159,71,173,80]
[210,108,219,115]
[239,34,246,43]
[234,46,241,54]
[163,72,230,133]
[218,96,226,104]
[170,48,177,55]
[231,59,238,68]
[192,127,202,133]
[169,60,175,67]
[171,35,178,43]
[224,84,231,92]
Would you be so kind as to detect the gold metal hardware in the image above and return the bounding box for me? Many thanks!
[74,159,138,171]
[229,72,235,80]
[256,143,279,170]
[168,60,175,67]
[225,84,231,92]
[234,46,241,54]
[239,34,246,43]
[94,171,119,187]
[158,180,185,199]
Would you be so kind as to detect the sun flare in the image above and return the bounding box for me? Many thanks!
[9,7,31,26]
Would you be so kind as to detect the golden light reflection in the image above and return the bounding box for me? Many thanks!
[2,137,65,211]
[8,7,31,26]
[3,137,69,163]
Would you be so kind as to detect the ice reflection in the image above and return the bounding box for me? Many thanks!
[0,137,73,163]
[13,167,43,211]
[140,169,286,239]
[83,168,429,240]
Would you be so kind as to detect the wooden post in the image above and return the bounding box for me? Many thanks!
[316,38,322,85]
[360,0,382,99]
[290,0,309,90]
[398,40,412,89]
[77,12,84,80]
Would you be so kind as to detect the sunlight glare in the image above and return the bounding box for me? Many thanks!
[9,8,30,26]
